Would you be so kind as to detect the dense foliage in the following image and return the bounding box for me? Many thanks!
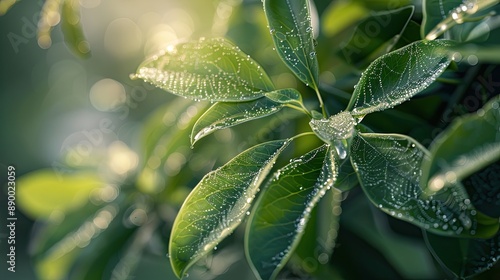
[10,0,500,279]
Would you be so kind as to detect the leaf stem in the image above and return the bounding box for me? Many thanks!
[314,86,328,118]
[286,103,312,118]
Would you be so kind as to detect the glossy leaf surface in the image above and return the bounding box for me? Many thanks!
[169,139,291,278]
[340,6,414,67]
[246,145,337,280]
[351,133,498,238]
[421,95,500,195]
[347,40,453,116]
[264,0,319,89]
[135,37,274,102]
[425,230,500,278]
[191,89,301,146]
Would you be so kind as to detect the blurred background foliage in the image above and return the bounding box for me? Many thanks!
[0,0,499,279]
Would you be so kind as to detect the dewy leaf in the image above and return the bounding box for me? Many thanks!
[17,169,105,219]
[421,95,500,195]
[463,161,500,218]
[245,144,337,280]
[191,89,301,146]
[347,40,453,117]
[309,111,357,144]
[134,37,275,102]
[350,133,497,238]
[340,6,414,67]
[264,0,320,89]
[422,0,499,41]
[424,230,500,279]
[169,139,291,278]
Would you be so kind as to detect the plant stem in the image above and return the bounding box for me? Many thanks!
[314,87,328,118]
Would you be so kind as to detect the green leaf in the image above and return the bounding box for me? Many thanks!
[34,198,132,280]
[138,100,207,194]
[141,98,199,163]
[134,37,274,102]
[463,161,500,218]
[18,169,105,219]
[392,20,422,50]
[347,40,453,117]
[245,144,337,280]
[61,0,90,58]
[264,0,320,89]
[350,133,497,238]
[169,139,291,278]
[334,156,359,192]
[421,95,500,195]
[424,230,500,279]
[191,89,301,146]
[321,1,368,38]
[422,0,499,41]
[0,0,18,15]
[339,6,414,67]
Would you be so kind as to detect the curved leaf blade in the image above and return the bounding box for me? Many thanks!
[340,6,414,67]
[18,169,105,219]
[350,133,497,238]
[463,161,500,218]
[134,37,274,102]
[424,230,500,279]
[347,40,453,116]
[191,89,301,146]
[169,139,291,278]
[421,95,500,195]
[264,0,319,89]
[61,0,91,58]
[245,144,337,280]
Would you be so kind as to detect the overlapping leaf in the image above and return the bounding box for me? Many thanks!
[350,133,498,238]
[264,0,319,89]
[134,37,274,102]
[191,89,302,146]
[169,139,291,278]
[421,95,500,195]
[424,230,500,279]
[346,40,453,116]
[246,144,337,280]
[340,6,414,67]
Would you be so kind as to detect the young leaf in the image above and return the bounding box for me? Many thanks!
[61,0,90,58]
[421,96,500,195]
[17,169,105,219]
[246,145,337,280]
[264,0,320,89]
[134,37,275,102]
[169,139,291,278]
[350,133,498,238]
[191,89,301,146]
[422,0,499,41]
[424,230,500,279]
[347,40,453,117]
[340,6,414,67]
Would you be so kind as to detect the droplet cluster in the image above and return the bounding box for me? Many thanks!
[134,38,274,102]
